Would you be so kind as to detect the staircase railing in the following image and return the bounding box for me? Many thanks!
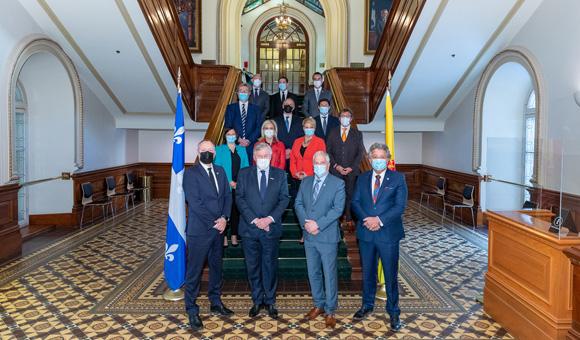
[203,67,241,144]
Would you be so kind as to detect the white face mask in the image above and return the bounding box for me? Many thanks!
[340,117,351,127]
[313,80,323,88]
[256,158,270,170]
[264,129,275,138]
[253,79,262,88]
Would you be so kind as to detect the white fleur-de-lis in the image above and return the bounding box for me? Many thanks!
[165,243,179,262]
[173,126,185,145]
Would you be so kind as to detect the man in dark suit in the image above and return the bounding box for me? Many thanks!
[327,108,366,226]
[351,143,408,332]
[224,83,263,160]
[270,76,298,118]
[303,72,333,117]
[236,143,290,319]
[314,98,340,141]
[294,151,345,328]
[183,140,234,331]
[249,73,270,120]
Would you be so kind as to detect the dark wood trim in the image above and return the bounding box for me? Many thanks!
[0,183,22,263]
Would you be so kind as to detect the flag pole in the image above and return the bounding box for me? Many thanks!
[163,65,185,302]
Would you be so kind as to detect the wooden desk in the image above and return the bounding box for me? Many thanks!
[564,247,580,340]
[485,211,580,339]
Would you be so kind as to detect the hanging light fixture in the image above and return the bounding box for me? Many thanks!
[275,1,292,32]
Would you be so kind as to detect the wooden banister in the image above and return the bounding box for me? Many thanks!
[203,67,241,144]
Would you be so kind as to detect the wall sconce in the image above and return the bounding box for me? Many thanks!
[574,91,580,107]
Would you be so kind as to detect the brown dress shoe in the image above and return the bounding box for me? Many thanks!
[305,307,325,320]
[325,314,337,328]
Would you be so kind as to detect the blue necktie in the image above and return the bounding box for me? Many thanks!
[260,170,267,200]
[285,116,290,132]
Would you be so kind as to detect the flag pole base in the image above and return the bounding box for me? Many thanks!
[376,284,387,301]
[163,288,184,301]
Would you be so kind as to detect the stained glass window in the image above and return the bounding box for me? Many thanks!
[296,0,324,16]
[243,0,270,14]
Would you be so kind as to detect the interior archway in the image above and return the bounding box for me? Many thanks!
[219,0,347,68]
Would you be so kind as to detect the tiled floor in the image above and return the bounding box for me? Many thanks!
[0,200,511,339]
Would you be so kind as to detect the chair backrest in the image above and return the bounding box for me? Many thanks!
[106,176,116,196]
[126,173,134,191]
[81,182,94,205]
[462,184,475,206]
[436,177,446,195]
[522,200,537,209]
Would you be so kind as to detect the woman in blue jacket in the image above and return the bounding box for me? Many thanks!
[214,128,249,247]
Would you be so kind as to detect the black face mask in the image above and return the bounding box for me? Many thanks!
[199,151,214,164]
[283,105,293,113]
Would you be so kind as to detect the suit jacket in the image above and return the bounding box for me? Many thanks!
[273,114,304,149]
[235,166,290,239]
[351,169,408,243]
[327,126,366,176]
[183,164,232,236]
[294,174,345,243]
[314,115,340,141]
[290,136,326,178]
[249,87,270,120]
[270,91,298,118]
[303,88,333,117]
[214,144,250,185]
[224,102,262,144]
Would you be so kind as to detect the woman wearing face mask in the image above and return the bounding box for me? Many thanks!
[214,128,250,247]
[256,120,286,170]
[290,118,326,243]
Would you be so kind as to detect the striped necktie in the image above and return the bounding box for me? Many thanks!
[313,179,321,201]
[372,175,381,203]
[241,103,247,138]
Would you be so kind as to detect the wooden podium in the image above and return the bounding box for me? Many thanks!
[484,210,580,339]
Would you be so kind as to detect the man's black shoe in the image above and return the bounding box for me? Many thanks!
[210,304,234,316]
[353,306,373,320]
[188,313,203,331]
[249,304,262,317]
[265,304,279,319]
[390,314,402,331]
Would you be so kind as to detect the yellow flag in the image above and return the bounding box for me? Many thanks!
[378,89,396,286]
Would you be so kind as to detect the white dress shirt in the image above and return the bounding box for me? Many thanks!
[340,125,351,139]
[201,162,219,194]
[254,166,275,223]
[239,101,248,114]
[371,170,387,226]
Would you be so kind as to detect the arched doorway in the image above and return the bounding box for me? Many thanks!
[257,17,309,94]
[473,49,542,212]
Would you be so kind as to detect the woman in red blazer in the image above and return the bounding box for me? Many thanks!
[290,117,326,179]
[255,119,286,170]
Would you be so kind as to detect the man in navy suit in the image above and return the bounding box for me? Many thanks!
[314,98,340,141]
[236,143,290,319]
[183,140,234,331]
[351,143,408,331]
[224,83,263,160]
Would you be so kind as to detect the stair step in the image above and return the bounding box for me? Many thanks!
[224,241,348,258]
[222,258,352,280]
[20,225,56,241]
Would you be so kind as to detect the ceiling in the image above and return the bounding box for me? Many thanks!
[15,0,544,131]
[391,0,544,128]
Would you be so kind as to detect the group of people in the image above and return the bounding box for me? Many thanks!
[181,72,408,333]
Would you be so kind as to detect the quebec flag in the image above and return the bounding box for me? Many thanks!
[164,90,187,290]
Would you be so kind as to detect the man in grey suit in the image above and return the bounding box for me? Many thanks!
[294,151,345,329]
[303,72,333,117]
[249,73,270,120]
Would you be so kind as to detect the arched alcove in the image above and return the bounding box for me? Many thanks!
[219,0,347,68]
[473,48,543,211]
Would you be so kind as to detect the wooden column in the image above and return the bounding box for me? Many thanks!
[485,211,580,339]
[0,183,22,262]
[564,247,580,340]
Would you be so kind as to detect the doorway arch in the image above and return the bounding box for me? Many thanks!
[219,0,347,68]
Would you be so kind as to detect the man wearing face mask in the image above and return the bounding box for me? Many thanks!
[235,143,290,320]
[273,98,304,165]
[314,98,340,141]
[225,83,263,160]
[270,76,298,118]
[183,140,234,331]
[249,73,270,120]
[294,151,345,329]
[303,72,333,118]
[351,143,408,332]
[326,108,366,228]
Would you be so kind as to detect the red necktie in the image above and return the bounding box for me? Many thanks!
[372,175,381,203]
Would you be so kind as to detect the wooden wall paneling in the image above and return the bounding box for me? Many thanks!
[195,65,233,122]
[564,246,580,339]
[532,188,580,232]
[0,183,22,262]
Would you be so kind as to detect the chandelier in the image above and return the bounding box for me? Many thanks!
[275,1,292,31]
